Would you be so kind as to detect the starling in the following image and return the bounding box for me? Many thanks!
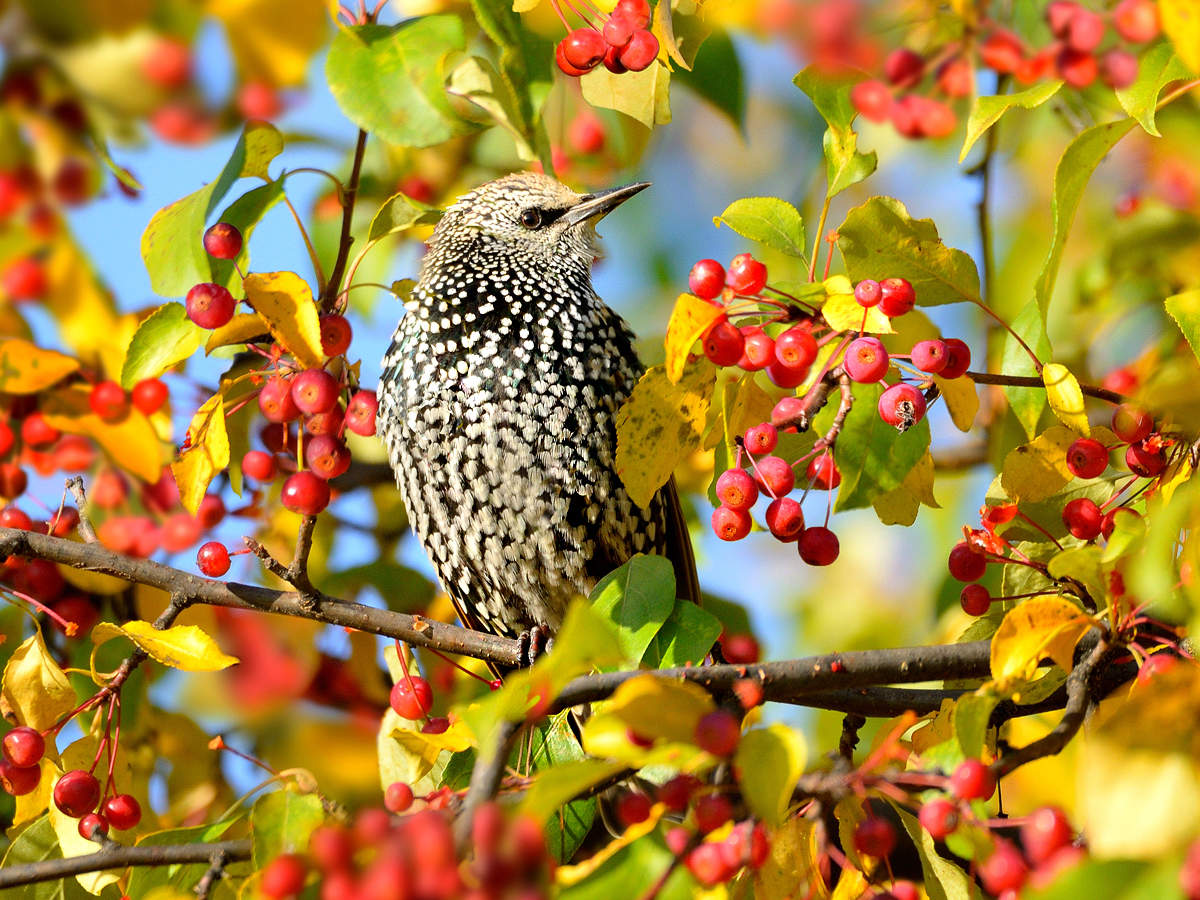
[377,172,699,656]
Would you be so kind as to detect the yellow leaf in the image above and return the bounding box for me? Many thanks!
[615,362,715,508]
[589,674,715,746]
[722,375,776,449]
[664,293,724,383]
[990,596,1092,686]
[580,62,671,129]
[208,0,329,86]
[384,715,474,788]
[822,275,893,334]
[735,724,806,825]
[50,798,122,893]
[206,311,270,354]
[92,621,238,671]
[754,815,826,899]
[521,758,630,824]
[1042,362,1090,435]
[934,373,979,432]
[40,386,163,483]
[42,241,123,373]
[910,699,956,755]
[1,630,77,731]
[242,271,325,368]
[1161,0,1200,73]
[172,393,230,515]
[872,449,938,526]
[1000,425,1077,502]
[0,338,79,394]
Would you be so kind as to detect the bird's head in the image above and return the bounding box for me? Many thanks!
[427,172,650,272]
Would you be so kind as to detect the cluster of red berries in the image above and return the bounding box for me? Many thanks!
[187,223,379,576]
[851,0,1160,140]
[1,725,142,839]
[554,0,659,77]
[259,804,551,899]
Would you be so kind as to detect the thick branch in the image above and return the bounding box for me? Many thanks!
[966,370,1124,404]
[0,839,252,889]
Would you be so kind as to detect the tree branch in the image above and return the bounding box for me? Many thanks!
[321,128,369,313]
[0,838,252,889]
[966,370,1124,404]
[454,718,523,850]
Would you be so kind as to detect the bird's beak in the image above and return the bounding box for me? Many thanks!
[562,181,651,227]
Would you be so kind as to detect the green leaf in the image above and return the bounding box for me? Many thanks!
[837,196,981,306]
[1022,858,1175,900]
[527,714,602,862]
[325,19,475,148]
[589,554,676,665]
[643,600,723,668]
[251,789,325,866]
[367,191,444,244]
[1116,44,1192,136]
[959,81,1063,163]
[954,691,1000,759]
[1165,289,1200,365]
[1047,545,1106,608]
[714,197,806,257]
[558,832,694,900]
[119,303,203,389]
[674,28,745,129]
[581,60,671,129]
[823,128,877,198]
[140,122,284,297]
[125,820,240,898]
[833,381,931,511]
[0,816,95,900]
[891,804,981,900]
[734,724,805,825]
[793,69,878,196]
[1034,117,1137,318]
[1002,299,1053,438]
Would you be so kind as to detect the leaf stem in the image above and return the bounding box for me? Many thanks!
[809,194,832,282]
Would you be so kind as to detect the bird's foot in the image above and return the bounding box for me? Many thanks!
[517,625,554,668]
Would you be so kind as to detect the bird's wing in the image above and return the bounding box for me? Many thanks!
[660,476,702,606]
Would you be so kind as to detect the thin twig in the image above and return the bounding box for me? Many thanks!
[0,839,252,888]
[454,718,523,850]
[66,476,98,543]
[192,848,231,899]
[966,370,1124,404]
[321,129,369,313]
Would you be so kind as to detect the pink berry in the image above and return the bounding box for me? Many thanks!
[949,758,995,800]
[304,435,352,481]
[940,338,972,379]
[798,526,839,565]
[877,383,927,430]
[345,389,378,436]
[1066,438,1107,479]
[618,30,659,72]
[911,339,948,374]
[765,496,804,541]
[203,222,243,260]
[384,781,414,813]
[258,376,299,423]
[242,449,277,482]
[1113,0,1159,42]
[948,541,987,582]
[854,279,882,307]
[806,454,841,490]
[711,505,752,541]
[980,840,1028,895]
[689,259,725,300]
[766,359,809,389]
[185,283,236,329]
[715,468,758,511]
[1065,8,1105,52]
[754,455,795,497]
[1100,49,1138,89]
[844,337,889,383]
[771,396,805,428]
[319,315,353,357]
[694,710,740,756]
[744,423,778,454]
[1062,497,1102,540]
[261,854,308,899]
[850,81,892,123]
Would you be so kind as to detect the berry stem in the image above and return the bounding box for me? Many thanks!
[1014,510,1064,550]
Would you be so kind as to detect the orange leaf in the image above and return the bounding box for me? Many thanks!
[0,339,79,394]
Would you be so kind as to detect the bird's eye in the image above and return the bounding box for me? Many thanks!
[519,208,542,229]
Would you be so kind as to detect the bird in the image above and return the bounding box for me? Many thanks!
[376,172,700,663]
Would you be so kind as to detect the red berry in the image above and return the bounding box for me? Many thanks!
[911,339,948,374]
[344,389,378,436]
[877,383,927,430]
[937,57,973,98]
[766,359,809,389]
[1126,440,1166,478]
[143,36,191,87]
[854,817,896,858]
[603,11,634,47]
[0,506,32,530]
[949,758,995,800]
[0,464,27,500]
[305,435,352,481]
[89,381,128,421]
[616,792,651,826]
[237,81,283,120]
[203,222,243,260]
[618,30,659,72]
[765,496,804,541]
[703,319,745,367]
[568,112,605,154]
[319,315,352,357]
[771,396,805,428]
[614,0,650,28]
[1113,0,1159,42]
[1065,8,1105,52]
[1057,49,1098,88]
[131,378,169,415]
[1100,49,1138,89]
[281,471,331,516]
[389,676,434,719]
[980,840,1028,895]
[738,327,775,371]
[715,468,758,511]
[185,283,236,329]
[775,326,818,371]
[3,726,44,767]
[686,842,736,887]
[884,48,924,88]
[78,813,108,841]
[721,633,760,664]
[754,455,794,497]
[948,541,987,581]
[102,794,141,830]
[197,541,231,577]
[1021,805,1073,865]
[854,279,882,307]
[0,420,13,457]
[845,337,889,383]
[1111,404,1153,443]
[960,584,991,616]
[309,824,354,871]
[711,505,752,541]
[261,853,308,898]
[561,28,605,70]
[806,454,841,490]
[305,408,344,437]
[693,793,733,833]
[658,775,700,813]
[878,277,916,317]
[744,423,778,455]
[1062,497,1102,540]
[53,769,100,817]
[1046,0,1079,36]
[1066,438,1107,479]
[555,41,592,77]
[602,43,628,74]
[3,257,47,301]
[940,338,972,378]
[241,450,276,482]
[726,253,767,295]
[695,710,740,756]
[798,526,839,565]
[22,412,59,448]
[0,759,40,795]
[384,781,414,813]
[851,80,892,122]
[290,369,340,416]
[198,494,225,529]
[258,376,299,423]
[919,797,959,840]
[689,259,725,299]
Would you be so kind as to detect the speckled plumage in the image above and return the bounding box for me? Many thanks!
[378,172,698,642]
